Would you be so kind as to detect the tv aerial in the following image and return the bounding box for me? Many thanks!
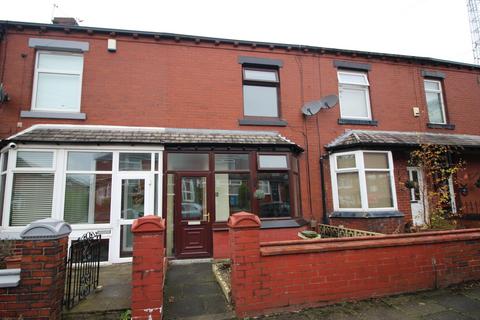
[301,94,338,116]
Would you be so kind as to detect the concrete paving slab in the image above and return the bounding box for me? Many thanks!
[164,262,232,320]
[62,263,131,318]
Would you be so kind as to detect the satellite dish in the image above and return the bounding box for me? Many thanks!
[301,94,338,116]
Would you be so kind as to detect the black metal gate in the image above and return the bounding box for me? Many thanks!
[64,232,101,310]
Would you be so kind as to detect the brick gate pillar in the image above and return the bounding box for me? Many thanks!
[0,218,72,320]
[131,215,166,320]
[228,211,261,317]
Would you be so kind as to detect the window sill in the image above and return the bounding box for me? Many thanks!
[427,123,455,130]
[260,218,307,229]
[329,211,404,219]
[338,119,378,126]
[212,218,307,230]
[239,119,288,127]
[21,110,86,120]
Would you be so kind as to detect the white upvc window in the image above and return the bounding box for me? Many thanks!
[337,71,372,120]
[424,79,446,124]
[31,51,84,112]
[8,150,57,226]
[330,150,397,211]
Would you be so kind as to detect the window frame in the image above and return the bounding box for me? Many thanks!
[242,66,281,119]
[6,149,58,227]
[423,79,447,125]
[31,50,84,113]
[330,150,398,212]
[337,70,372,120]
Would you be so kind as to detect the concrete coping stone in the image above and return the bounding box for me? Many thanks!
[0,268,21,288]
[20,218,72,240]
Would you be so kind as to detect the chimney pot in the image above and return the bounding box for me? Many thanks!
[52,17,78,26]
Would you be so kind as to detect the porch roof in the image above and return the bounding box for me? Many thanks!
[326,130,480,151]
[5,124,303,152]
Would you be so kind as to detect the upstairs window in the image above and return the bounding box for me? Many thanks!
[243,67,280,118]
[32,51,84,112]
[424,79,446,124]
[338,71,371,120]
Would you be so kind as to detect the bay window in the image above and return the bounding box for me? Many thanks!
[331,151,396,211]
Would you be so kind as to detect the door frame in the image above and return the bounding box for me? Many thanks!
[111,172,154,263]
[173,172,214,259]
[407,167,427,226]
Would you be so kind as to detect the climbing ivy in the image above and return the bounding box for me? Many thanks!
[408,144,465,229]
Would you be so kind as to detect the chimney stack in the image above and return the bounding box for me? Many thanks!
[52,17,78,26]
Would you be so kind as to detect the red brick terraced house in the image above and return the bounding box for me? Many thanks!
[1,19,480,263]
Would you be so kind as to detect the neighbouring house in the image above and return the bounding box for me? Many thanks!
[1,19,480,263]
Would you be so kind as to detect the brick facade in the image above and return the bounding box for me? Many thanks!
[228,212,480,318]
[0,237,69,320]
[1,21,480,234]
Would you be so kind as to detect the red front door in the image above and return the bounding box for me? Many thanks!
[174,173,213,258]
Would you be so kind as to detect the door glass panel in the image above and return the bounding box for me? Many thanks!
[121,179,145,219]
[120,225,133,258]
[181,177,206,220]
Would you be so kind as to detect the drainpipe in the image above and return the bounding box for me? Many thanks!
[320,155,329,224]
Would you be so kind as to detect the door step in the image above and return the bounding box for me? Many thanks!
[62,309,128,320]
[168,258,213,265]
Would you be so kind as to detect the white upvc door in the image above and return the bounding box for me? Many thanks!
[407,167,426,226]
[110,172,154,263]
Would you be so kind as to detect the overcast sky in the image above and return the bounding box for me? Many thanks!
[1,0,475,64]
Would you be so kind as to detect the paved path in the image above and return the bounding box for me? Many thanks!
[62,263,131,319]
[259,283,480,320]
[164,262,234,320]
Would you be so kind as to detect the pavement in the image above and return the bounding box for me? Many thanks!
[258,282,480,320]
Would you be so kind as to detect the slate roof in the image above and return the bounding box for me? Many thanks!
[6,125,302,151]
[326,130,480,150]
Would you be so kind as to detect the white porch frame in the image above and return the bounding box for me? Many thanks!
[0,144,164,264]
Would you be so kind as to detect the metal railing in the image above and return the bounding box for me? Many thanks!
[64,232,101,310]
[318,224,383,238]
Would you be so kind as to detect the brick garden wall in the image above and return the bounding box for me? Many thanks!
[213,225,309,259]
[229,212,480,318]
[0,237,69,320]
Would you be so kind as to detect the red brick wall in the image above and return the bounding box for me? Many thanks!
[329,217,405,234]
[0,237,69,320]
[213,225,309,259]
[2,26,480,225]
[228,212,480,318]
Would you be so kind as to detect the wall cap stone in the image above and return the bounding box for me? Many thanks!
[132,215,165,233]
[0,268,21,288]
[228,212,261,229]
[20,218,72,240]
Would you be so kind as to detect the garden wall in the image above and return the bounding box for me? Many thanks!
[213,225,308,259]
[0,220,71,320]
[228,212,480,318]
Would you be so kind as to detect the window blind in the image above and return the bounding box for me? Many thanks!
[10,173,54,226]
